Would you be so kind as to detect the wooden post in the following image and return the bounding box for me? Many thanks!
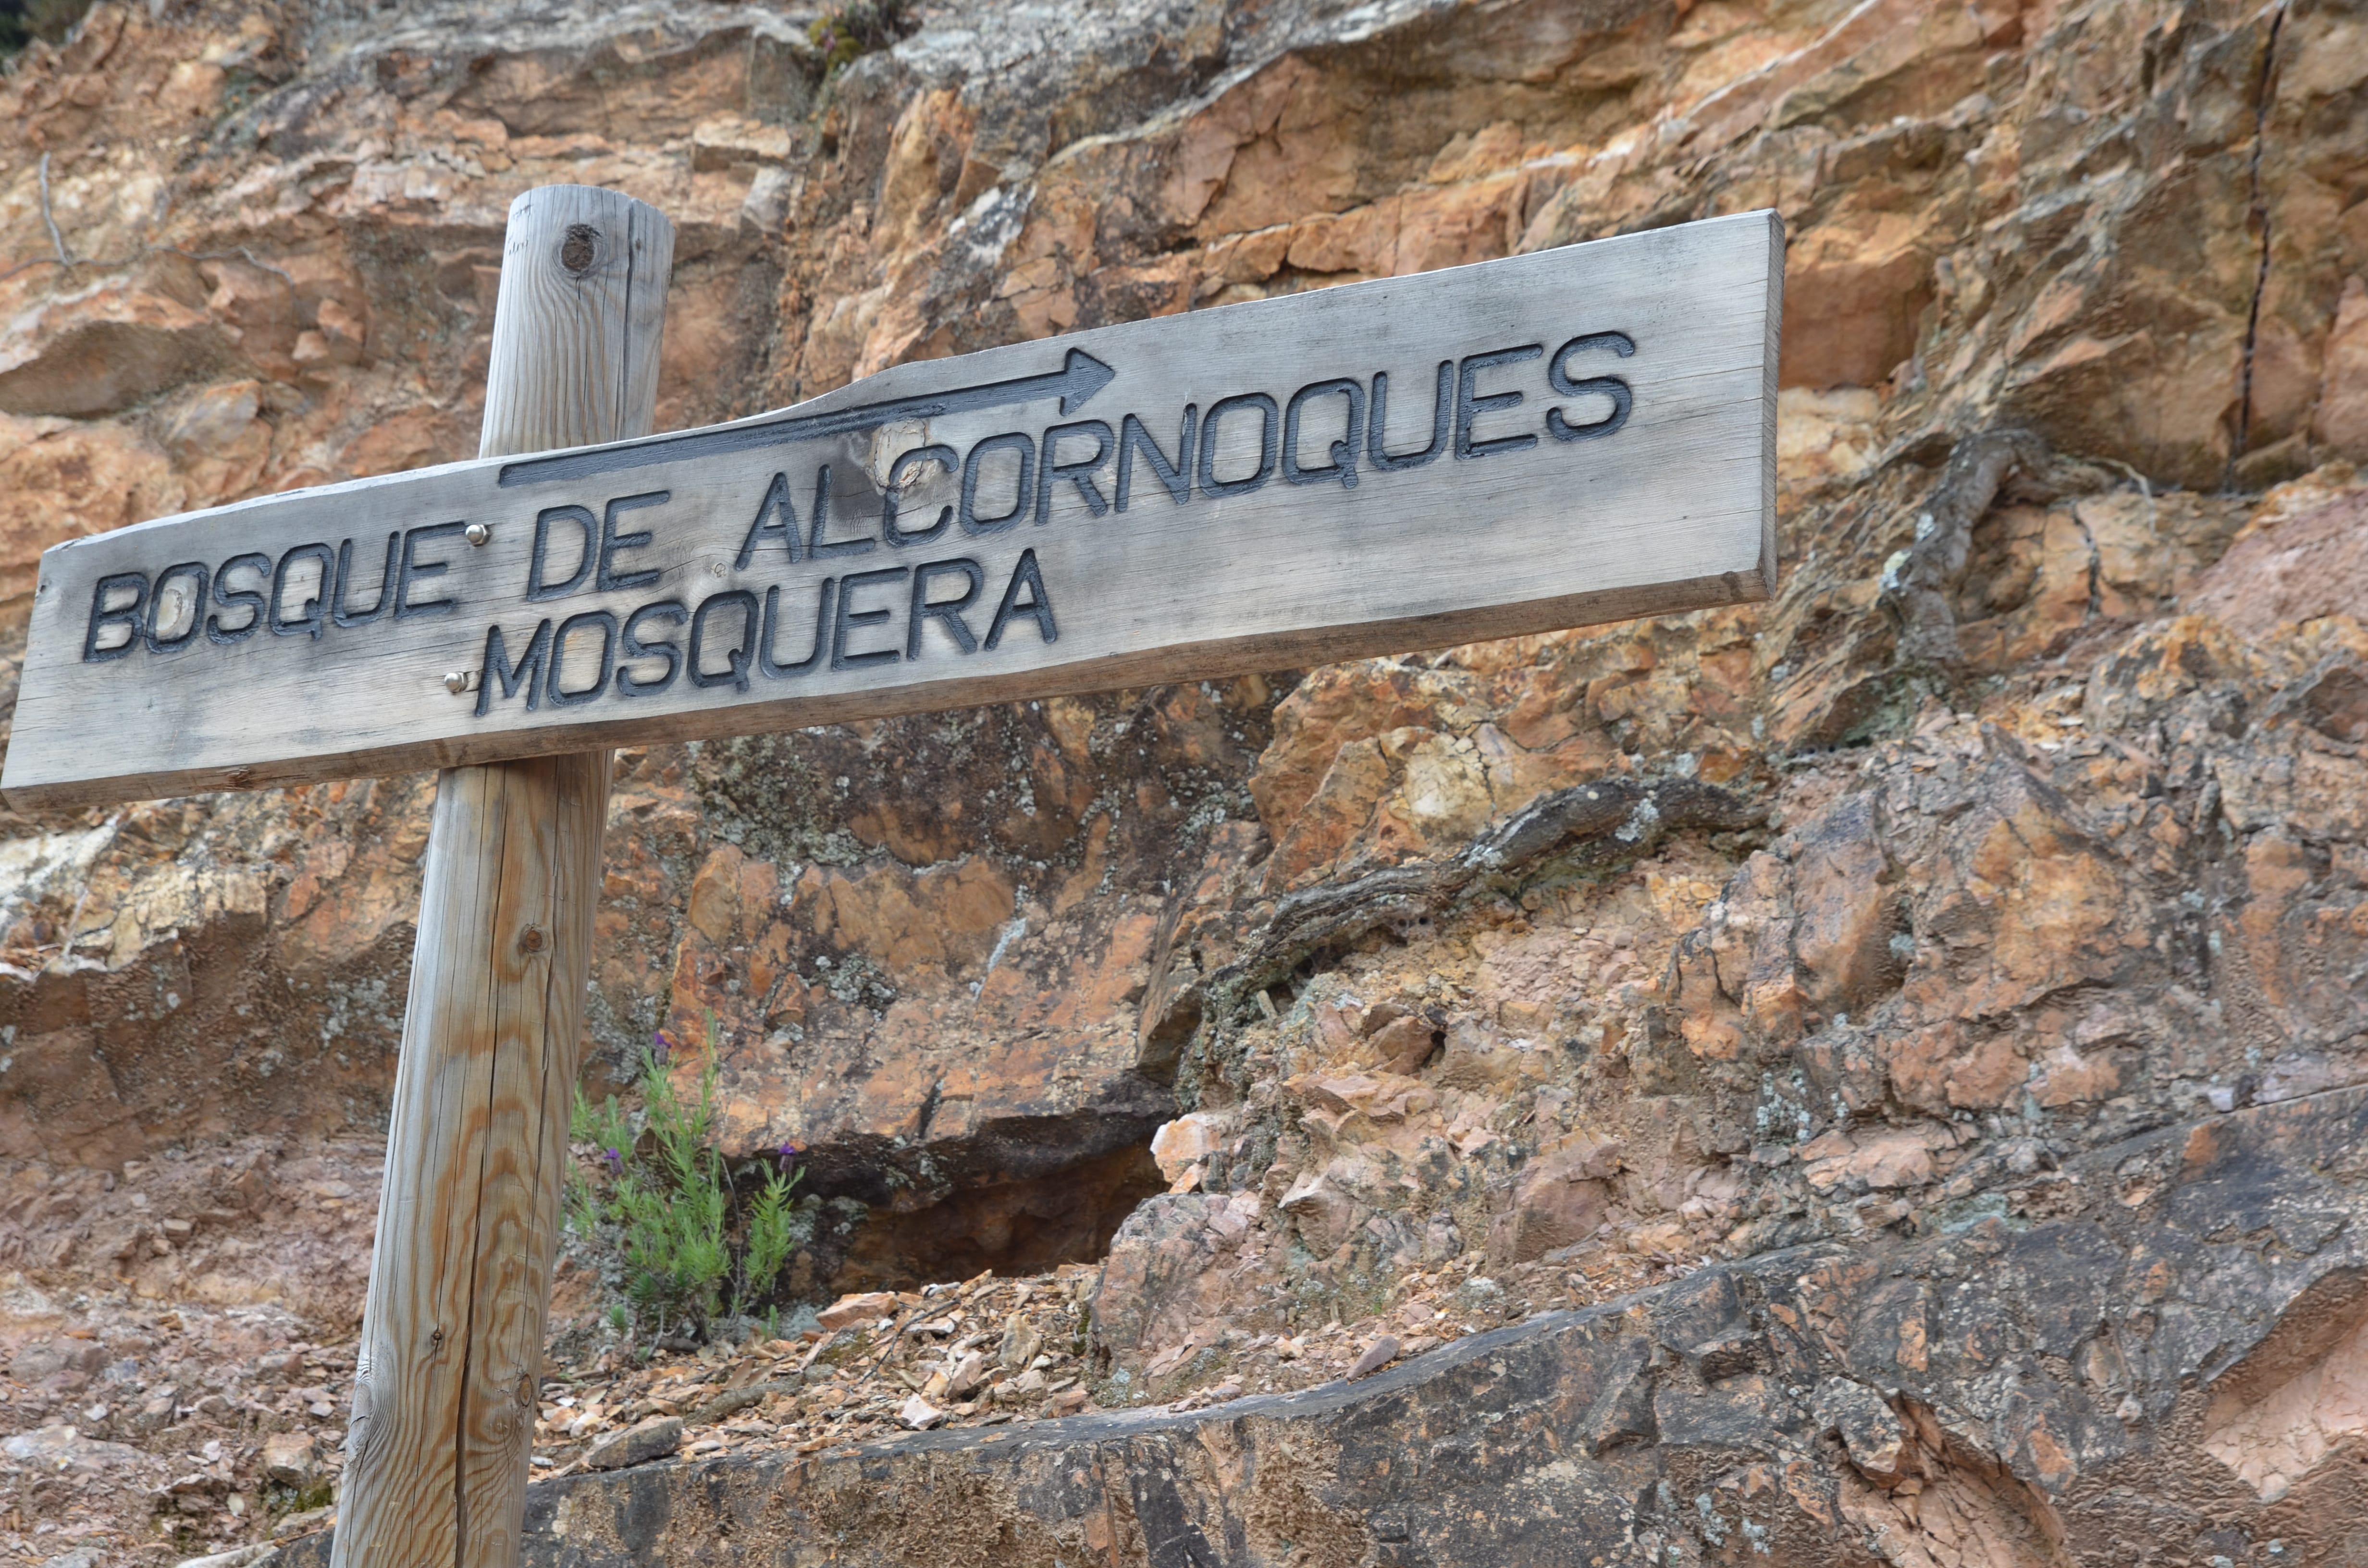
[333,186,673,1568]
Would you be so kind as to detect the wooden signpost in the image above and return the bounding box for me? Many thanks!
[0,189,1782,1567]
[329,185,670,1568]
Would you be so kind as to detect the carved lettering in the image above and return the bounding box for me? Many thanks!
[909,557,985,658]
[69,335,1644,720]
[82,572,147,663]
[1455,344,1542,461]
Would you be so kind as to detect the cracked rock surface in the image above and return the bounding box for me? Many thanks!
[280,1083,2368,1567]
[1,0,2367,1560]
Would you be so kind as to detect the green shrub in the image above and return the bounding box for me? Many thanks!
[0,0,93,57]
[567,1027,802,1343]
[266,1475,336,1519]
[807,0,912,79]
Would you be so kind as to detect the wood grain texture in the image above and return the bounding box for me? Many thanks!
[480,184,672,457]
[329,185,667,1568]
[3,210,1782,810]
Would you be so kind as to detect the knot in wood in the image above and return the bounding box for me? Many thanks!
[518,924,546,954]
[559,223,600,277]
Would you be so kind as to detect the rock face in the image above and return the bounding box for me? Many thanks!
[285,1085,2368,1565]
[581,1414,683,1472]
[3,0,2368,1559]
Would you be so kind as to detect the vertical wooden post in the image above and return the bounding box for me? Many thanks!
[333,186,673,1568]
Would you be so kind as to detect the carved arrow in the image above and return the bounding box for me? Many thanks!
[497,346,1120,488]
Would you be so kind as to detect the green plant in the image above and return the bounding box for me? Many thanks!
[0,0,93,57]
[265,1474,336,1519]
[744,1165,799,1303]
[806,0,912,78]
[567,1024,803,1341]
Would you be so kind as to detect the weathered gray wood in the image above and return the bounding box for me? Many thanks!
[330,184,669,1568]
[2,209,1781,809]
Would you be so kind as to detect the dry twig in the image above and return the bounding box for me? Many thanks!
[37,152,73,271]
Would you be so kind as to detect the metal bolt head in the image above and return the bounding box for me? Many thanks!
[465,522,491,546]
[444,671,469,695]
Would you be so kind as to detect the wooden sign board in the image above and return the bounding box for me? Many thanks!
[2,210,1781,810]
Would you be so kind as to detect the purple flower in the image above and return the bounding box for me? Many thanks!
[778,1142,802,1160]
[651,1030,674,1063]
[603,1148,623,1170]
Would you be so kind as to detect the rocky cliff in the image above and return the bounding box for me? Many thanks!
[3,0,2368,1561]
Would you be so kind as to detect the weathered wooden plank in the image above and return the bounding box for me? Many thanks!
[2,209,1781,809]
[329,184,664,1568]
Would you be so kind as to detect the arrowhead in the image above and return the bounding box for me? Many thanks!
[1059,349,1117,415]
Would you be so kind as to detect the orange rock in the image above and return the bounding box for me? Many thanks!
[1384,730,1495,851]
[1366,1014,1441,1077]
[157,380,271,501]
[1149,1113,1228,1185]
[2312,276,2368,459]
[1264,735,1394,889]
[686,844,744,946]
[816,1292,897,1331]
[1285,198,1400,277]
[737,856,780,941]
[0,414,181,601]
[873,88,977,257]
[1278,1171,1361,1256]
[1499,681,1582,750]
[1882,1019,2023,1115]
[1473,723,1609,823]
[795,856,1016,977]
[1252,662,1468,838]
[0,286,232,417]
[337,408,450,479]
[2026,1040,2129,1108]
[2187,486,2368,639]
[1779,212,1933,390]
[1900,765,2132,1020]
[1788,794,1898,1016]
[1956,505,2116,673]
